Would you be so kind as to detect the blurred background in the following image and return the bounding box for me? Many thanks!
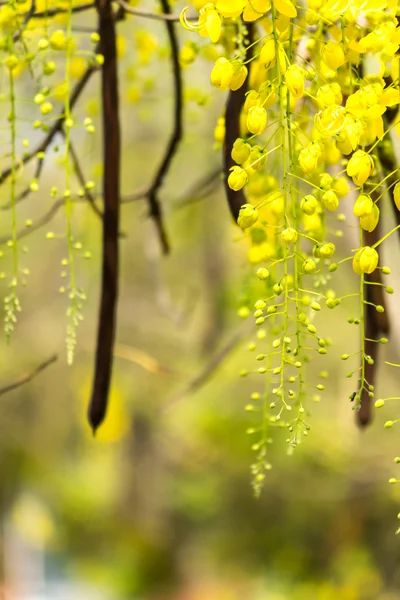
[0,2,399,598]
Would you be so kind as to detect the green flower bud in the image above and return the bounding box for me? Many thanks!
[237,203,257,229]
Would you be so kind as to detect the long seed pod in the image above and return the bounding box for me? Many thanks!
[88,0,121,433]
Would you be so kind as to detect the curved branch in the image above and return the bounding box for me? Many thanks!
[223,22,254,221]
[0,354,57,397]
[143,0,183,253]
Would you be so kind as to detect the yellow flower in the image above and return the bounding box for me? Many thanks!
[322,190,339,211]
[298,143,321,173]
[248,145,267,171]
[336,115,363,155]
[353,193,373,217]
[300,194,318,215]
[316,83,343,108]
[332,176,349,198]
[49,29,68,51]
[260,38,276,69]
[274,0,297,17]
[346,150,374,186]
[281,227,298,243]
[228,166,248,191]
[353,246,379,274]
[211,57,233,90]
[244,90,261,113]
[214,117,225,143]
[321,41,346,70]
[232,139,251,164]
[230,61,248,91]
[315,105,346,136]
[215,0,247,17]
[247,106,267,135]
[285,65,305,99]
[243,0,271,21]
[181,5,221,44]
[237,203,258,228]
[360,204,380,232]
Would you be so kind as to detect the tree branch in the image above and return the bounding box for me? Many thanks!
[117,0,193,22]
[0,354,57,397]
[141,0,183,254]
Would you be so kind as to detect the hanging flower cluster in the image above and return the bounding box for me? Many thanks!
[181,0,400,499]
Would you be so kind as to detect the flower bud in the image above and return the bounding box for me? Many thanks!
[231,138,251,164]
[321,41,345,70]
[353,246,379,275]
[237,203,258,229]
[281,228,298,244]
[346,150,374,186]
[303,259,317,273]
[247,106,267,135]
[228,166,248,191]
[230,60,248,91]
[322,190,339,211]
[249,145,267,171]
[50,30,68,51]
[353,193,373,217]
[360,203,380,232]
[211,58,233,91]
[260,39,276,68]
[300,194,318,215]
[244,90,260,113]
[320,243,335,258]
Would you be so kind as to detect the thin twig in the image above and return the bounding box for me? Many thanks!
[0,196,98,245]
[164,327,249,412]
[68,140,103,218]
[32,2,95,17]
[141,0,183,253]
[0,354,58,397]
[0,157,45,210]
[114,342,182,377]
[0,62,98,185]
[117,0,193,22]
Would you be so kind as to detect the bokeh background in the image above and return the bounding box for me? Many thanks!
[0,1,399,598]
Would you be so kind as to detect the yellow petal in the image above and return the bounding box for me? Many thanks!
[274,0,297,18]
[243,0,271,20]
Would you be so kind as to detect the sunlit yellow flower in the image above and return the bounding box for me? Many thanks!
[285,65,305,99]
[346,150,374,186]
[247,106,267,135]
[229,166,248,191]
[211,57,233,90]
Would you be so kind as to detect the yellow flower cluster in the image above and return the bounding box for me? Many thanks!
[181,0,400,487]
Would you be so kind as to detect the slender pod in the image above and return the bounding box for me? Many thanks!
[88,0,121,433]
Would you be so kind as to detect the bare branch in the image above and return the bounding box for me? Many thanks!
[164,327,250,412]
[117,0,193,22]
[0,354,58,397]
[0,62,99,186]
[68,140,103,219]
[32,2,95,18]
